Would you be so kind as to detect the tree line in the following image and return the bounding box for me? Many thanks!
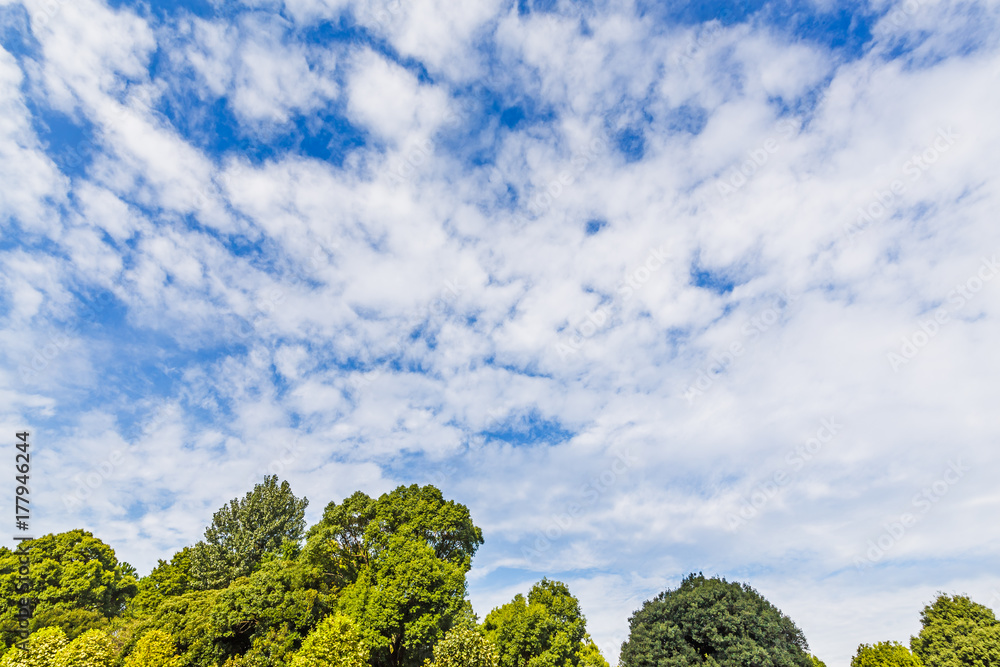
[0,476,996,666]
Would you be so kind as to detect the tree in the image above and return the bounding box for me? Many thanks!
[0,532,137,650]
[304,485,483,591]
[579,640,611,667]
[811,656,828,667]
[208,557,332,663]
[122,630,181,667]
[851,641,922,667]
[303,485,484,667]
[190,476,309,590]
[290,613,368,667]
[52,628,116,667]
[338,535,470,667]
[618,573,812,667]
[130,547,193,614]
[0,626,68,667]
[28,608,108,642]
[426,626,498,667]
[482,579,600,667]
[113,589,224,667]
[910,594,1000,667]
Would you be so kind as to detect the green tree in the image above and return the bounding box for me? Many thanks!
[910,594,1000,667]
[304,485,484,667]
[29,608,108,642]
[618,573,812,667]
[209,557,331,663]
[811,656,828,667]
[482,579,599,667]
[122,630,181,667]
[0,532,137,650]
[113,589,224,667]
[130,548,193,614]
[290,613,368,667]
[339,535,470,667]
[426,626,498,667]
[190,476,309,590]
[851,641,922,667]
[52,628,116,667]
[578,640,611,667]
[304,485,483,591]
[0,626,68,666]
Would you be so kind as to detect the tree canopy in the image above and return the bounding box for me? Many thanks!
[851,641,923,667]
[0,531,136,651]
[618,573,812,667]
[910,594,1000,667]
[483,578,601,667]
[189,475,309,590]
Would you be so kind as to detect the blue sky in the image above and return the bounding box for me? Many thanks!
[2,0,1000,664]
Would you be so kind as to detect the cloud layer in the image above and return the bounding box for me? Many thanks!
[2,0,1000,663]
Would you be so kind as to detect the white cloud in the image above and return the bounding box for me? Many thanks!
[3,1,1000,665]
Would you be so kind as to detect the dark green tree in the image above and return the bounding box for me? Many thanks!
[189,476,308,590]
[618,573,812,667]
[208,556,332,664]
[910,594,1000,667]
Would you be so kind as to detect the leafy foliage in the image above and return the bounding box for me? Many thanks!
[190,476,309,590]
[425,626,498,667]
[303,484,484,667]
[339,535,470,667]
[290,613,368,667]
[618,573,812,667]
[209,557,331,662]
[851,641,922,667]
[0,626,68,667]
[51,628,116,667]
[28,608,108,642]
[123,629,182,667]
[130,548,193,614]
[304,485,483,591]
[482,578,599,667]
[0,532,137,650]
[910,594,1000,667]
